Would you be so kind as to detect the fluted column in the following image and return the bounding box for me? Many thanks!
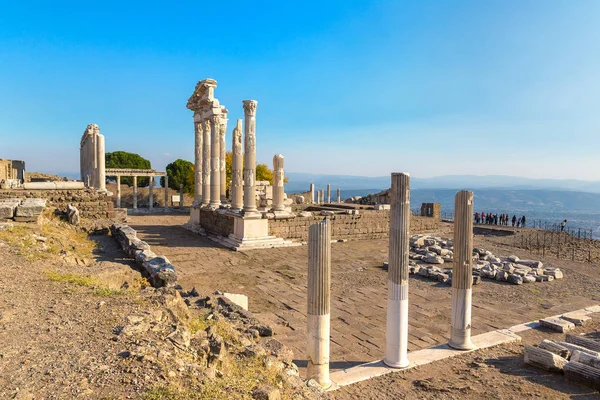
[220,120,227,201]
[384,173,411,368]
[116,176,121,208]
[96,133,106,191]
[307,219,331,387]
[179,184,184,209]
[133,176,138,209]
[449,190,476,350]
[201,119,211,206]
[310,184,315,204]
[272,154,285,212]
[164,175,169,210]
[149,177,154,210]
[231,120,243,211]
[326,184,331,203]
[209,116,222,208]
[194,120,203,202]
[337,188,341,203]
[242,100,258,215]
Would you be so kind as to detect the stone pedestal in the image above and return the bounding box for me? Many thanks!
[384,173,410,368]
[219,215,297,251]
[449,190,476,350]
[307,219,332,387]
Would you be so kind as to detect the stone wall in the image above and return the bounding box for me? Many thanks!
[198,209,235,237]
[0,189,116,219]
[269,211,439,242]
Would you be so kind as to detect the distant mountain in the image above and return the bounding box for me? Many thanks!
[285,173,600,194]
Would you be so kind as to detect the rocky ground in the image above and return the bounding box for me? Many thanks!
[0,213,319,399]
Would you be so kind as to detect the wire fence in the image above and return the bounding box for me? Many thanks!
[507,230,598,264]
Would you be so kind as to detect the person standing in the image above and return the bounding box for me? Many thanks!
[561,219,567,232]
[512,215,517,227]
[521,215,526,228]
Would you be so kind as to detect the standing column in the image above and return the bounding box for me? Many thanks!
[220,120,227,201]
[242,100,258,215]
[179,184,184,209]
[384,173,411,368]
[116,176,121,208]
[272,154,285,212]
[310,184,315,204]
[149,177,154,210]
[194,120,203,202]
[326,184,331,203]
[210,115,222,208]
[307,219,332,387]
[337,188,341,203]
[231,120,243,211]
[97,133,106,191]
[133,176,138,209]
[202,119,211,206]
[164,175,169,210]
[449,190,476,350]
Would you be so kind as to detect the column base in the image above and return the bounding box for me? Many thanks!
[448,337,476,351]
[218,216,299,251]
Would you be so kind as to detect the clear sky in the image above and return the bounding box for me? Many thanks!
[0,0,598,180]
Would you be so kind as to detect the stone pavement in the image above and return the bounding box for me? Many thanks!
[128,215,597,372]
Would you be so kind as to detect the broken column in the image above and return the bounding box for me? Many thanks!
[272,154,285,212]
[449,190,476,350]
[310,183,315,204]
[220,120,227,201]
[210,116,222,208]
[133,176,138,209]
[164,175,169,210]
[326,184,331,203]
[116,176,121,208]
[149,178,154,210]
[384,173,411,368]
[202,119,211,206]
[307,219,332,387]
[337,188,341,203]
[231,120,243,211]
[194,120,203,202]
[242,100,259,215]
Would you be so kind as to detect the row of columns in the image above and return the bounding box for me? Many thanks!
[115,176,169,210]
[309,186,342,204]
[306,173,475,387]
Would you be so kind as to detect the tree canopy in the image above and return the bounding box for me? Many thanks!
[105,151,151,187]
[160,159,195,194]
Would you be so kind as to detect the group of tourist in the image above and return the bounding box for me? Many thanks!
[474,212,527,227]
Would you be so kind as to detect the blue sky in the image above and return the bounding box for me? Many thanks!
[0,0,598,180]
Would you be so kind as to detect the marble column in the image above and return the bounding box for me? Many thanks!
[220,120,227,201]
[202,119,211,206]
[179,184,184,209]
[242,100,258,215]
[326,184,331,203]
[310,184,315,204]
[272,154,285,212]
[133,176,138,209]
[194,120,203,202]
[337,188,341,203]
[116,176,121,208]
[384,173,411,368]
[449,190,476,350]
[209,116,222,208]
[96,133,106,191]
[231,119,243,211]
[307,219,331,387]
[164,175,169,210]
[149,177,154,210]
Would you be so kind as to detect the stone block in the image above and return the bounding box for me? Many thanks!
[540,317,575,333]
[222,293,249,310]
[0,199,20,219]
[15,198,46,217]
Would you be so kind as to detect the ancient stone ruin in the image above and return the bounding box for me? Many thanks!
[0,159,25,189]
[79,123,106,191]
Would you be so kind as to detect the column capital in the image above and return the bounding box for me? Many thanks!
[242,100,258,116]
